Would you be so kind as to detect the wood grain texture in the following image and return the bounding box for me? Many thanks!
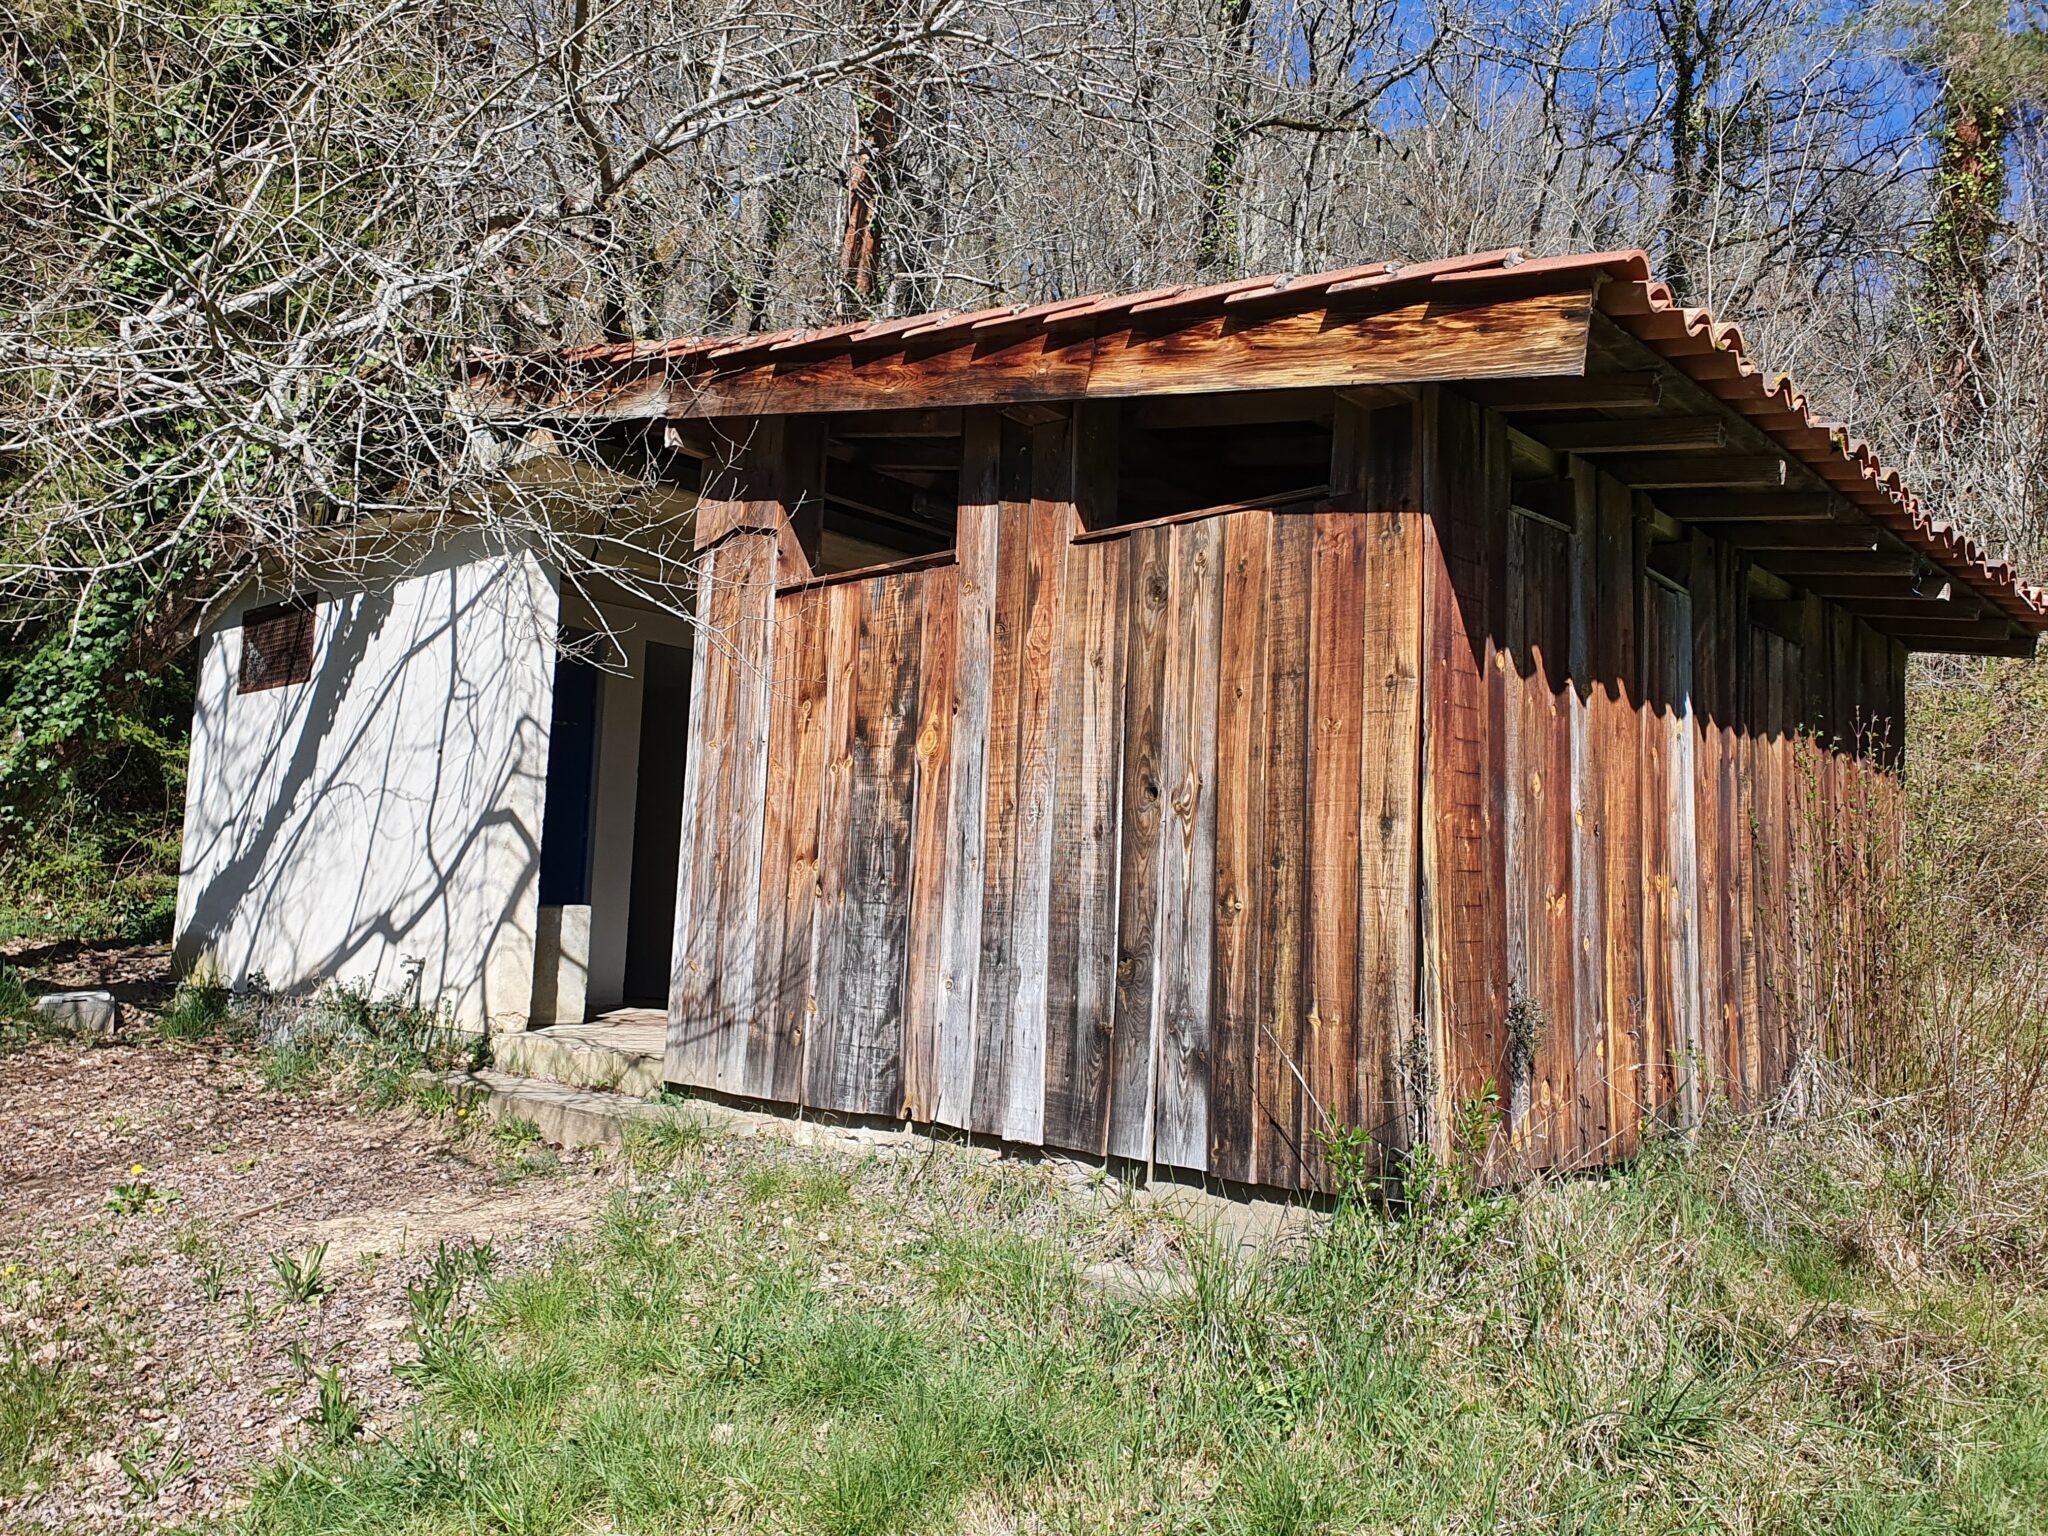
[1593,472,1645,1155]
[714,536,779,1094]
[1043,540,1127,1154]
[967,460,1028,1135]
[742,591,805,1102]
[754,590,829,1104]
[808,572,920,1116]
[1504,512,1578,1166]
[801,582,862,1107]
[1255,515,1315,1187]
[999,417,1077,1145]
[1667,581,1704,1131]
[650,293,1593,418]
[666,540,732,1088]
[667,415,826,1094]
[1419,388,1508,1157]
[933,411,1002,1129]
[901,567,958,1121]
[1208,511,1272,1183]
[1304,512,1368,1184]
[1153,515,1223,1173]
[1107,525,1172,1164]
[1565,459,1609,1165]
[1637,580,1681,1124]
[1341,399,1424,1163]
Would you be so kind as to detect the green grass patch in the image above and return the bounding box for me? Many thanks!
[239,1124,2048,1536]
[155,974,232,1041]
[0,1347,86,1498]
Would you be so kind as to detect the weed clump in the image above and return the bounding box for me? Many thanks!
[155,973,231,1041]
[220,977,483,1109]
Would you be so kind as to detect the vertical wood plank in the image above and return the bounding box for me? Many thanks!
[1503,517,1530,1145]
[901,567,958,1121]
[1208,511,1270,1184]
[1154,516,1222,1172]
[1419,387,1507,1159]
[802,582,861,1105]
[1531,524,1572,1171]
[1001,416,1075,1146]
[1752,628,1793,1100]
[1305,512,1367,1183]
[1255,515,1314,1187]
[1593,472,1644,1155]
[1503,512,1578,1165]
[1043,541,1127,1154]
[743,591,803,1100]
[1637,581,1674,1124]
[807,573,920,1116]
[758,590,829,1104]
[1565,459,1608,1166]
[1108,525,1172,1164]
[968,418,1038,1137]
[715,536,779,1094]
[933,411,1002,1129]
[1344,399,1424,1166]
[667,542,735,1087]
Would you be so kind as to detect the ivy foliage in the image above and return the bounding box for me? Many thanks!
[1,0,336,939]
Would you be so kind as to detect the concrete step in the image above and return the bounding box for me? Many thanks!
[445,1068,671,1148]
[493,1021,665,1097]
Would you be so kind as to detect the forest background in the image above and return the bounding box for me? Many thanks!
[2,0,2046,943]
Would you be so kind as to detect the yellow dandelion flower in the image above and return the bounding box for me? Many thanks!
[130,1165,145,1176]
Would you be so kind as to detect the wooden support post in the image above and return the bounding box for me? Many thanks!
[665,417,826,1096]
[1418,385,1510,1165]
[1331,389,1423,1168]
[932,409,1003,1129]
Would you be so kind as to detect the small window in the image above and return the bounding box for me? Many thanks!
[238,597,316,693]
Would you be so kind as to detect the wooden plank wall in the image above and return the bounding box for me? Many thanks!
[1433,447,1907,1171]
[667,400,1428,1190]
[668,391,1911,1192]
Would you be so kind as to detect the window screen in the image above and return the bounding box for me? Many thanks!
[238,598,316,693]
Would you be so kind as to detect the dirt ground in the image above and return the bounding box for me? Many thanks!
[0,943,620,1532]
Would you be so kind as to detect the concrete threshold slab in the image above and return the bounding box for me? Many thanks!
[445,1068,671,1148]
[493,1024,664,1097]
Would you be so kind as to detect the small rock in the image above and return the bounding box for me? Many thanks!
[33,989,118,1037]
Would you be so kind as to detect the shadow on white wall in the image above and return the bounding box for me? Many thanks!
[173,546,559,1030]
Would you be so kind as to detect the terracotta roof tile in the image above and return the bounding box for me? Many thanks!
[471,246,2043,634]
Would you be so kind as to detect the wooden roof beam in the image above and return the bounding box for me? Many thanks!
[1760,552,1917,578]
[539,290,1595,419]
[1652,491,1847,523]
[1466,370,1661,411]
[828,408,964,438]
[1526,416,1726,453]
[1617,456,1788,490]
[1727,526,1885,552]
[1867,615,2035,655]
[835,438,962,472]
[1126,387,1349,430]
[1829,595,1987,619]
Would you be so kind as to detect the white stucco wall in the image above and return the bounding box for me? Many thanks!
[173,545,559,1030]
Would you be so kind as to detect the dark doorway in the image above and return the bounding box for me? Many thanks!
[538,651,601,906]
[623,642,692,1003]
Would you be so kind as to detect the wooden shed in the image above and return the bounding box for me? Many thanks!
[472,248,2048,1191]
